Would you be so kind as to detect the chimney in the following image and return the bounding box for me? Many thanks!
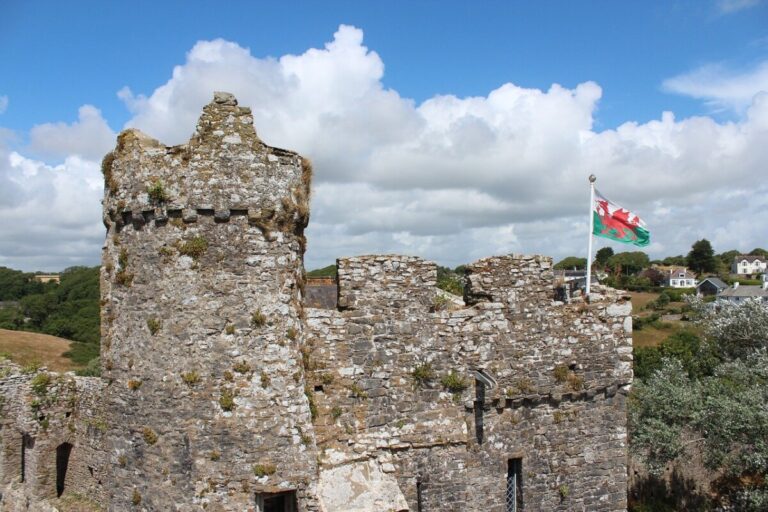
[733,282,739,289]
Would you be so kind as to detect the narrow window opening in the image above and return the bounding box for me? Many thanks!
[475,379,486,444]
[56,442,73,497]
[416,478,423,511]
[506,458,523,512]
[255,490,297,512]
[21,434,34,483]
[314,385,324,393]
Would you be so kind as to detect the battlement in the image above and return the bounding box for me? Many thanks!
[102,91,311,237]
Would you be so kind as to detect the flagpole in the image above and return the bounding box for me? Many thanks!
[586,174,596,296]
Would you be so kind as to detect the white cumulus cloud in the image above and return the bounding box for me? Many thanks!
[2,25,768,271]
[28,105,116,161]
[663,60,768,113]
[0,141,104,270]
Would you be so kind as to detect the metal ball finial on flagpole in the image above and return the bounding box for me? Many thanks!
[586,175,596,297]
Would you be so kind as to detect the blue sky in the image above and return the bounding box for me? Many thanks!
[3,1,766,130]
[1,0,768,270]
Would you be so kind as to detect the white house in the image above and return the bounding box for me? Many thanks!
[667,268,697,288]
[731,255,767,276]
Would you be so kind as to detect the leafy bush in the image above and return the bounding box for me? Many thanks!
[412,362,435,386]
[631,298,768,508]
[436,266,464,295]
[146,180,169,203]
[30,373,51,395]
[440,370,468,393]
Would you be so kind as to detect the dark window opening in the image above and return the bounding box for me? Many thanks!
[21,434,34,483]
[506,458,523,512]
[416,478,423,512]
[257,490,297,512]
[475,379,486,444]
[56,442,73,497]
[314,385,324,392]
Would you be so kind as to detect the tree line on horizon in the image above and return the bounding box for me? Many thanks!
[0,266,100,369]
[553,239,767,290]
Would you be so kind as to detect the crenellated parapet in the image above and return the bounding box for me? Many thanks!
[337,255,438,310]
[102,91,311,240]
[305,254,633,512]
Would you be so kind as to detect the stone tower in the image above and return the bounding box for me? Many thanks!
[100,92,318,510]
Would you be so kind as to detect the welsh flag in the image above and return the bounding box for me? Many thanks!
[593,189,649,247]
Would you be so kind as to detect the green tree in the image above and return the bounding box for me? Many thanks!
[436,266,464,295]
[606,251,650,275]
[686,239,716,274]
[661,255,687,267]
[0,267,46,300]
[553,256,587,270]
[306,264,337,277]
[748,248,768,258]
[594,247,614,268]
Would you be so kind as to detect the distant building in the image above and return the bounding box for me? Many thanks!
[666,268,697,288]
[717,282,768,304]
[731,255,767,276]
[696,277,728,297]
[33,274,60,284]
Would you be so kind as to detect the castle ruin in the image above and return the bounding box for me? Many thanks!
[0,93,633,511]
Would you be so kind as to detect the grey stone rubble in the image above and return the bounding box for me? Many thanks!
[0,92,632,512]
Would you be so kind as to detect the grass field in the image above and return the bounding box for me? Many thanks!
[0,328,80,371]
[628,291,659,313]
[627,291,694,348]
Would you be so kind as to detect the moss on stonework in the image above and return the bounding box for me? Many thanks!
[101,151,117,194]
[30,372,52,395]
[412,362,435,386]
[253,463,276,477]
[177,236,208,259]
[146,179,170,204]
[146,317,161,335]
[251,309,267,328]
[181,371,200,386]
[440,370,468,393]
[142,427,158,445]
[219,388,235,411]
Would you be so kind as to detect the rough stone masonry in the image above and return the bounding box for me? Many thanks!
[0,92,633,511]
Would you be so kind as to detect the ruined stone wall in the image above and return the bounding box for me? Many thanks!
[0,360,107,511]
[306,254,632,511]
[0,93,633,512]
[99,92,318,511]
